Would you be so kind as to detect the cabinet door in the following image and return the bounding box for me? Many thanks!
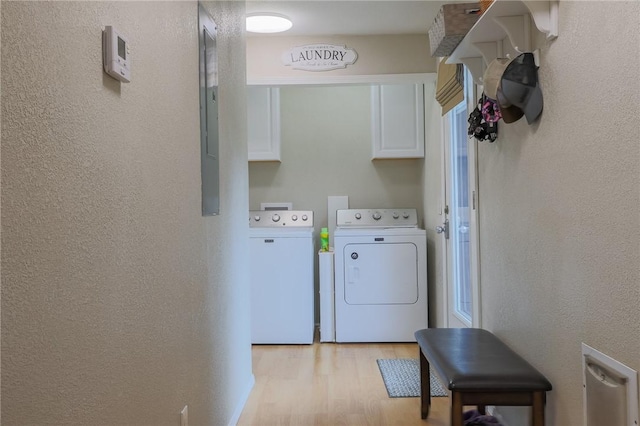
[248,87,281,162]
[371,83,425,159]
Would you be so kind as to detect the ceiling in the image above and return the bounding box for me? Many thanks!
[245,1,465,37]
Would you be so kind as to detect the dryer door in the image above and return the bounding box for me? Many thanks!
[343,242,418,305]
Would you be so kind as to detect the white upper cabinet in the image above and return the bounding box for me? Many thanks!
[248,86,281,162]
[371,84,425,159]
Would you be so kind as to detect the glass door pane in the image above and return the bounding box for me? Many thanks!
[449,101,471,324]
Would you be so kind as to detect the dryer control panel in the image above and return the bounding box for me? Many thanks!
[336,209,418,228]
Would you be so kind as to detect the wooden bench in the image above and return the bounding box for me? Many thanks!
[415,328,552,426]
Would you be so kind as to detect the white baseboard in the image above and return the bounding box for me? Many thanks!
[228,374,256,426]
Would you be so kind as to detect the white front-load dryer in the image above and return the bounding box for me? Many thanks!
[334,209,427,342]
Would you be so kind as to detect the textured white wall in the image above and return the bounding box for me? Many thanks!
[477,2,640,425]
[247,34,436,81]
[1,2,252,425]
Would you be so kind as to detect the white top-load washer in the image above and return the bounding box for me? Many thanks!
[249,210,314,344]
[334,208,427,342]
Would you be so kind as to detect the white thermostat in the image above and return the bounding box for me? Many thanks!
[102,26,130,83]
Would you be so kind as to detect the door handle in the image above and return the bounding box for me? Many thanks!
[435,219,449,240]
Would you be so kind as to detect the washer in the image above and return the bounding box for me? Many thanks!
[249,210,314,344]
[334,208,427,342]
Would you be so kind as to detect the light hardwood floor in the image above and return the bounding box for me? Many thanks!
[237,339,450,426]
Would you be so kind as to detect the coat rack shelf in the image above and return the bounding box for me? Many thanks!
[446,0,558,85]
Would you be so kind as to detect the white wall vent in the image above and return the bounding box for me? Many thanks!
[582,343,638,426]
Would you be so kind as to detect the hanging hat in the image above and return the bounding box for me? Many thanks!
[495,88,524,123]
[468,97,498,143]
[481,95,502,123]
[499,52,543,124]
[483,53,543,124]
[482,57,511,100]
[483,56,524,123]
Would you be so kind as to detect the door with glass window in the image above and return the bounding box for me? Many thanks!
[439,68,480,328]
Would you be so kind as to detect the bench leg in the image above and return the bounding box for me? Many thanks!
[450,392,464,426]
[419,349,431,419]
[531,391,546,426]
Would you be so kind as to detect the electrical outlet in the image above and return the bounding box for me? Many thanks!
[180,405,188,426]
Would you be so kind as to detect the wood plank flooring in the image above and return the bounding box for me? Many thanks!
[237,339,450,426]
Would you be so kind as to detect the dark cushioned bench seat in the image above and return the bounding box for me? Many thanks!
[414,328,552,426]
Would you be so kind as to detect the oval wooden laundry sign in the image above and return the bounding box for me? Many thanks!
[282,44,358,71]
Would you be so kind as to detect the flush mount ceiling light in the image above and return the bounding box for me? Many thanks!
[246,13,293,33]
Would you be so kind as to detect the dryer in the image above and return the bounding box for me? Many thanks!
[334,209,427,342]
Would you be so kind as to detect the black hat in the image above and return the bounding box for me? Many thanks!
[499,52,543,124]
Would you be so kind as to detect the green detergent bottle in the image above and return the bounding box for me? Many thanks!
[320,227,329,252]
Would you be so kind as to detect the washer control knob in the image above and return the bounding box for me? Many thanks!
[272,214,280,222]
[292,215,298,221]
[393,212,399,219]
[302,214,308,221]
[254,215,261,222]
[403,212,410,219]
[355,213,362,220]
[373,212,382,221]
